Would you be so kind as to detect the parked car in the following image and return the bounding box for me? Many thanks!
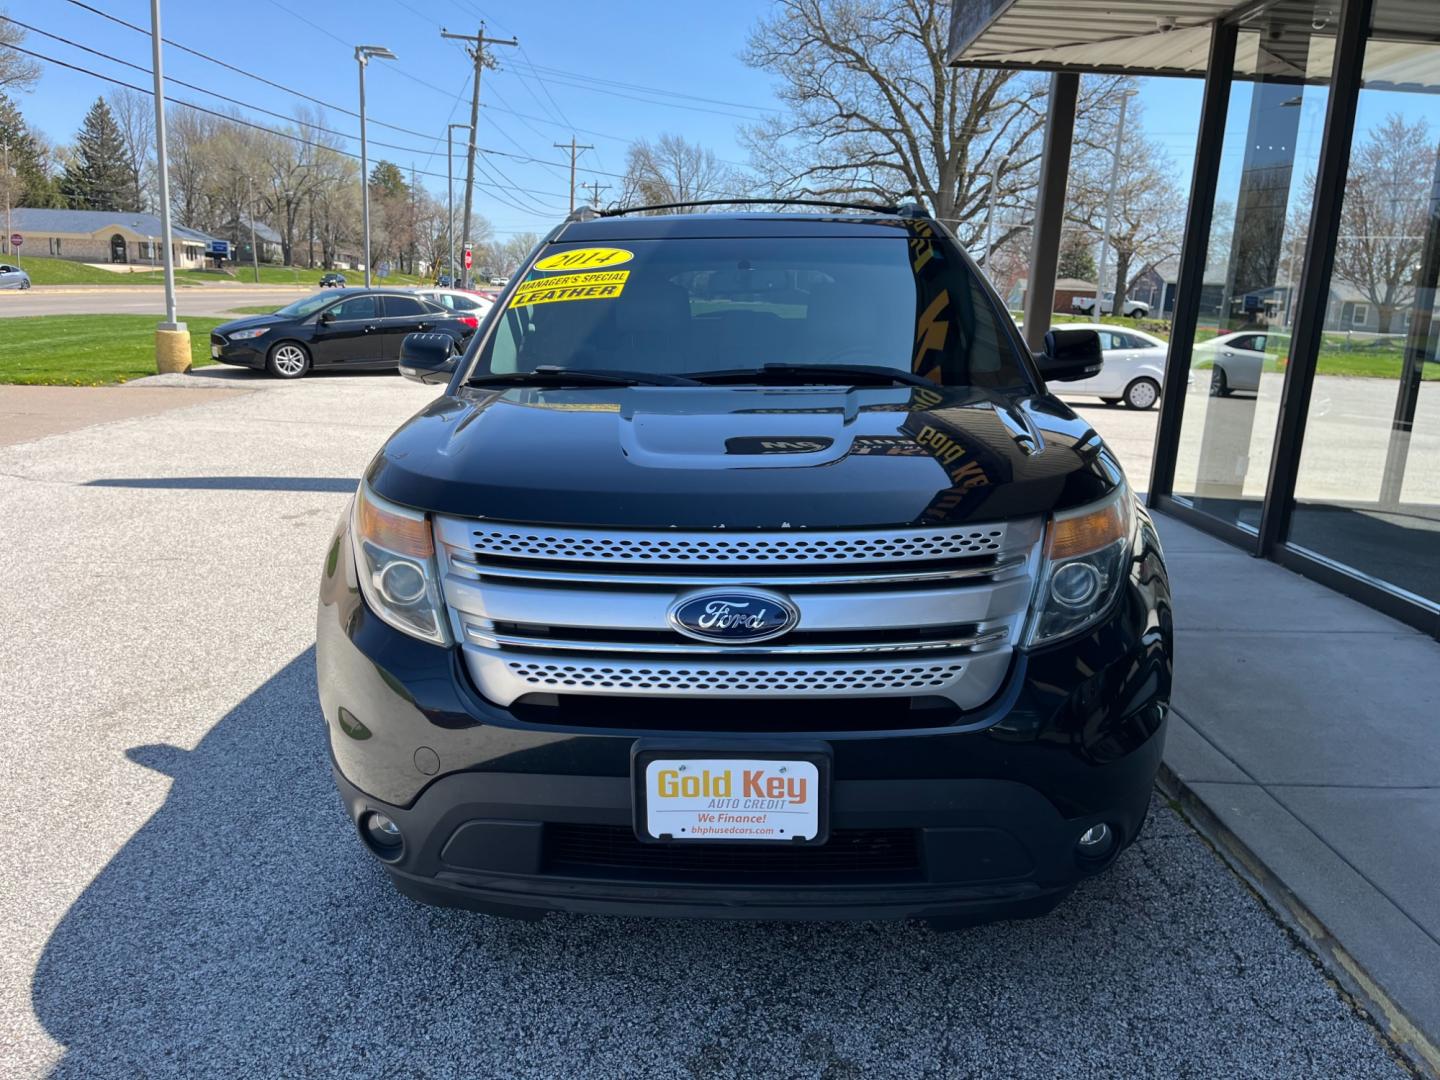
[319,272,347,288]
[0,263,32,290]
[487,275,509,286]
[436,274,454,288]
[316,206,1172,927]
[209,288,475,379]
[1052,323,1175,409]
[1194,331,1274,396]
[1071,291,1150,318]
[411,286,495,320]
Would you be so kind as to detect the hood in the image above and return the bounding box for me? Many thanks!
[365,384,1119,530]
[215,314,288,335]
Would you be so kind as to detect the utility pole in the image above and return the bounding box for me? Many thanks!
[581,180,608,210]
[245,174,259,283]
[2,140,11,260]
[1093,88,1137,317]
[447,123,468,285]
[554,136,594,214]
[148,0,187,373]
[355,44,397,287]
[442,24,516,288]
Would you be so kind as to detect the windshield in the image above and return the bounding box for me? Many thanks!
[466,233,1029,389]
[274,294,338,319]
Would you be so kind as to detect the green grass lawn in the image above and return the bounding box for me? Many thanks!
[226,304,282,315]
[0,315,226,385]
[14,255,430,288]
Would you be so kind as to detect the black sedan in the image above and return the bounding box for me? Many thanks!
[210,289,478,379]
[320,272,347,287]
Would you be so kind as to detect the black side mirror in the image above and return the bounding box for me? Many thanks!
[1037,328,1104,382]
[399,332,458,385]
[318,310,335,324]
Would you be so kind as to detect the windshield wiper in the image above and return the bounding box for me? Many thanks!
[688,363,938,389]
[468,365,701,388]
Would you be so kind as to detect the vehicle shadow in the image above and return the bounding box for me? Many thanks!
[30,652,1373,1078]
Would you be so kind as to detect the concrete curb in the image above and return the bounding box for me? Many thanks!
[1157,762,1437,1079]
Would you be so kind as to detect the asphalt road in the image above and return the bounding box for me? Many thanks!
[0,371,1403,1078]
[0,283,313,318]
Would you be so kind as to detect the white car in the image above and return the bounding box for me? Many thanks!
[1071,291,1150,318]
[1053,323,1171,409]
[0,263,31,290]
[410,287,495,320]
[1193,331,1274,395]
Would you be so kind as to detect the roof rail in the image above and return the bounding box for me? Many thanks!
[595,197,902,219]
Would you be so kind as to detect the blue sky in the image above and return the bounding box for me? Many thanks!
[11,0,1213,239]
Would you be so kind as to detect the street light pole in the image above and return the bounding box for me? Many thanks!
[355,44,396,288]
[148,0,188,374]
[1093,88,1137,318]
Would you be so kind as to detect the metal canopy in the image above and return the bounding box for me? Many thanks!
[948,0,1440,89]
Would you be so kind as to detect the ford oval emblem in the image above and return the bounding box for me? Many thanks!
[668,588,800,644]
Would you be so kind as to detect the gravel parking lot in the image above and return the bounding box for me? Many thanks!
[0,371,1404,1078]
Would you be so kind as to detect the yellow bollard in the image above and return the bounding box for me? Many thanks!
[156,326,192,374]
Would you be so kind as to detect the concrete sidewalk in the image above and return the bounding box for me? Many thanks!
[1155,511,1440,1075]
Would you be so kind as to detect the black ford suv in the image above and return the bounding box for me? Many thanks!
[316,205,1172,925]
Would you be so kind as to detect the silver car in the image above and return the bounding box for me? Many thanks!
[0,263,31,290]
[1194,331,1275,395]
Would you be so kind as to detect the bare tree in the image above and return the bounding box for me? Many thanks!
[108,88,154,213]
[0,9,41,92]
[620,134,731,211]
[1066,107,1186,314]
[1331,113,1438,333]
[742,0,1128,249]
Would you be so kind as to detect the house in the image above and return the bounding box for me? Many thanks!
[1012,277,1099,314]
[4,208,218,269]
[223,217,286,266]
[1128,259,1181,315]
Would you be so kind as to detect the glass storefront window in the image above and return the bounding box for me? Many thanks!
[1170,4,1332,533]
[1286,0,1440,609]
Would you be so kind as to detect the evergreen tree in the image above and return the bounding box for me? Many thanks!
[60,98,133,212]
[0,92,60,207]
[369,160,407,197]
[1058,230,1098,282]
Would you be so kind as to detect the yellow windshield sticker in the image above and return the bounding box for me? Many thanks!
[533,246,634,272]
[508,270,629,308]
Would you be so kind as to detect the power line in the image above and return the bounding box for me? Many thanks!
[0,40,572,204]
[60,0,434,141]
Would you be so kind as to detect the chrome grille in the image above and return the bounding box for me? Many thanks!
[461,523,1007,564]
[435,517,1042,712]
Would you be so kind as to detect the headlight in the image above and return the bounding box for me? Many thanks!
[228,327,269,340]
[351,482,450,645]
[1025,483,1134,647]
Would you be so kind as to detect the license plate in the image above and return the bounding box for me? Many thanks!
[636,753,826,843]
[210,344,221,358]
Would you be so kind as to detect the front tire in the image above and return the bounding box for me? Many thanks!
[266,341,311,379]
[1210,367,1231,398]
[1124,377,1160,410]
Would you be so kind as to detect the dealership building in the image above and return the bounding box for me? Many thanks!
[951,0,1440,638]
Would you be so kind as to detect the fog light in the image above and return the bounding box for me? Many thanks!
[362,811,404,857]
[1078,822,1113,853]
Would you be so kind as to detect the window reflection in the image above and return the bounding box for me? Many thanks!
[1288,2,1440,608]
[1172,9,1330,530]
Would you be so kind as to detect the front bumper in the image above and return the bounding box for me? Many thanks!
[316,512,1173,923]
[209,334,265,368]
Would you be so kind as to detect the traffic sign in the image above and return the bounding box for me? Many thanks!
[464,246,473,269]
[9,233,22,249]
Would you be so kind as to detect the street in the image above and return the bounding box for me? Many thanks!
[0,371,1400,1077]
[0,284,312,318]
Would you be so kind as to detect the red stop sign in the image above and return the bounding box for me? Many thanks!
[464,248,472,269]
[9,233,21,249]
